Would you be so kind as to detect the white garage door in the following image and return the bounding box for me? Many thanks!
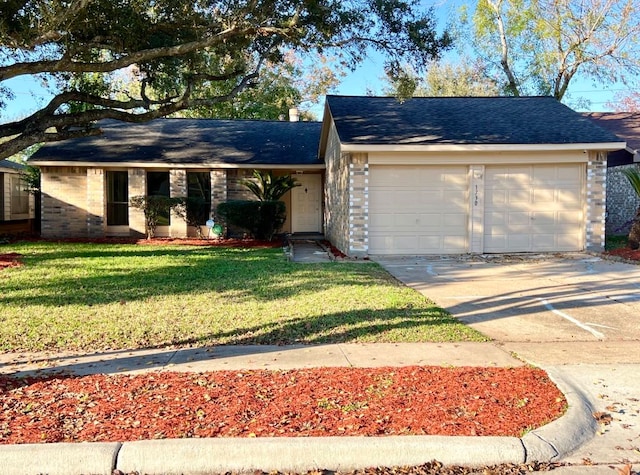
[369,166,469,254]
[484,164,584,253]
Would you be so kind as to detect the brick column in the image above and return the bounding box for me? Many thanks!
[86,168,105,238]
[170,169,188,238]
[586,152,607,251]
[128,169,146,238]
[211,169,227,219]
[1,173,9,221]
[348,153,369,257]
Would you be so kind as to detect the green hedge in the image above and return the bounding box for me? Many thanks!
[217,200,286,241]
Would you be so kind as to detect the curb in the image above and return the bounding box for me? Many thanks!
[116,436,525,474]
[522,366,597,462]
[0,367,597,475]
[0,442,121,475]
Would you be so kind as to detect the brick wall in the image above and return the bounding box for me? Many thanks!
[227,169,255,201]
[586,153,607,251]
[323,124,350,255]
[1,172,8,221]
[606,163,640,235]
[86,168,105,238]
[41,166,89,238]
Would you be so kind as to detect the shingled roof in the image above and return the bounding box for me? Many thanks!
[0,159,25,171]
[325,95,623,147]
[30,119,323,167]
[583,112,640,166]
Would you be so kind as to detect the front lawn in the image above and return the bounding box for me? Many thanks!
[0,242,485,352]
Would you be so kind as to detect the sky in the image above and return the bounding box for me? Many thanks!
[0,0,630,125]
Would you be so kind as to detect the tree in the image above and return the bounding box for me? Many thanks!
[464,0,640,100]
[0,0,451,159]
[607,91,640,112]
[177,52,343,120]
[384,57,500,99]
[622,168,640,250]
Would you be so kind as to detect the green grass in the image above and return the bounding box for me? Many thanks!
[0,242,486,352]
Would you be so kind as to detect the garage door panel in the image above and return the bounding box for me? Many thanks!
[532,189,555,204]
[532,234,556,249]
[484,164,584,253]
[443,213,467,226]
[369,166,468,254]
[556,234,583,249]
[486,190,507,205]
[485,211,507,226]
[509,212,530,226]
[443,189,468,202]
[532,211,556,225]
[556,165,582,180]
[557,189,581,204]
[557,211,582,225]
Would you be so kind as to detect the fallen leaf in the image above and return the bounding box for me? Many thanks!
[593,412,613,425]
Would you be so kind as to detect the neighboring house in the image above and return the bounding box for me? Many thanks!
[30,95,625,256]
[29,119,324,239]
[0,159,36,235]
[583,112,640,235]
[320,96,624,256]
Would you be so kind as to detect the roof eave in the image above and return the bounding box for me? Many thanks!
[339,142,627,153]
[28,161,326,170]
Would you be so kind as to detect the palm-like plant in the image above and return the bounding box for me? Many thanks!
[241,170,299,201]
[622,167,640,249]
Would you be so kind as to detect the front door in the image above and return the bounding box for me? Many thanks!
[291,174,322,233]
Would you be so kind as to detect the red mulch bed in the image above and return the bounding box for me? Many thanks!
[37,236,284,248]
[0,366,565,444]
[0,252,22,269]
[606,247,640,261]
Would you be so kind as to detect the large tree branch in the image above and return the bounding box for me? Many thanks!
[487,0,520,96]
[0,69,261,160]
[0,26,247,81]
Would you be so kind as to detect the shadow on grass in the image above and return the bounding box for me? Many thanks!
[2,245,392,308]
[1,306,470,378]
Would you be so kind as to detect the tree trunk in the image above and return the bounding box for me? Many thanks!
[628,207,640,250]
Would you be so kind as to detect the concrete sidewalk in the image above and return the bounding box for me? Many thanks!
[0,342,598,475]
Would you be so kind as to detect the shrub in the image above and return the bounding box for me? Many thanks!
[129,195,184,239]
[240,170,299,201]
[217,200,286,241]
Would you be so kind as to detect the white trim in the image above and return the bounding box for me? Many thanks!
[368,150,590,165]
[30,162,325,170]
[341,142,626,153]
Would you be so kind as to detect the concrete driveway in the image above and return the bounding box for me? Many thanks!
[375,252,640,473]
[374,253,640,364]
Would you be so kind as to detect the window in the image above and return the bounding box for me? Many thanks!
[187,172,212,225]
[10,175,29,216]
[147,171,170,225]
[107,171,129,226]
